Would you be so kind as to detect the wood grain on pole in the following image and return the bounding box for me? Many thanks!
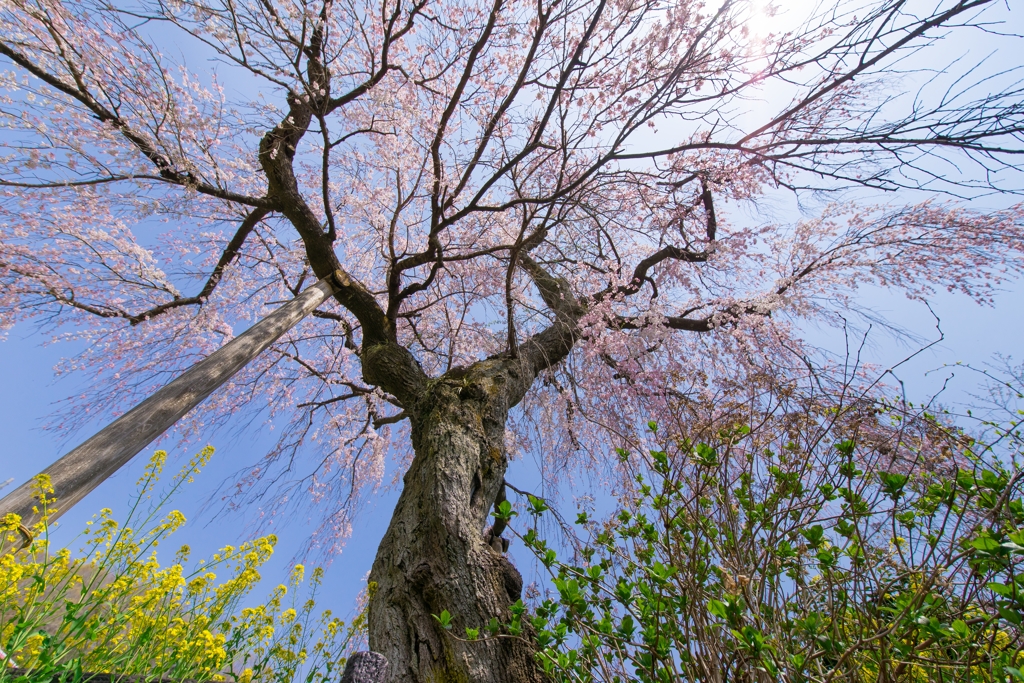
[0,276,339,534]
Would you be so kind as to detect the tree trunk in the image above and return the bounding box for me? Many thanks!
[367,368,545,683]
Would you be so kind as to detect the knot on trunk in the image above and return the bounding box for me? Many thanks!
[483,480,509,553]
[483,525,510,553]
[341,651,389,683]
[478,548,524,603]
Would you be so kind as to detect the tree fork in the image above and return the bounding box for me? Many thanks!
[0,274,342,539]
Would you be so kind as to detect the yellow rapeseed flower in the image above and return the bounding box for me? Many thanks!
[0,448,364,683]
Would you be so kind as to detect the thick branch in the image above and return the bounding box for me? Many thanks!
[589,245,708,306]
[243,14,428,407]
[257,86,394,346]
[613,301,772,334]
[507,255,584,393]
[700,177,717,242]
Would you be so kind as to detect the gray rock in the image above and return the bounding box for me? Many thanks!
[340,651,389,683]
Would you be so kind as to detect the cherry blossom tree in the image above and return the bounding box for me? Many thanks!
[1,0,1023,680]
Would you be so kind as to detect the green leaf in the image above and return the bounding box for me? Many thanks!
[834,439,856,457]
[694,443,718,468]
[527,495,549,515]
[956,470,976,492]
[800,525,824,548]
[878,472,909,499]
[650,449,670,473]
[464,627,479,640]
[895,510,917,528]
[650,561,676,582]
[998,605,1023,626]
[1002,540,1024,554]
[615,580,633,605]
[761,654,779,677]
[708,599,729,620]
[835,520,856,539]
[493,499,517,521]
[988,582,1014,597]
[980,469,1007,492]
[972,536,1001,553]
[838,461,863,478]
[433,610,453,630]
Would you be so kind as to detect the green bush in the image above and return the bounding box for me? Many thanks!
[456,383,1024,683]
[1,448,363,683]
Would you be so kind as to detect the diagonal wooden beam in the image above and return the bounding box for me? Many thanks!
[1,275,341,540]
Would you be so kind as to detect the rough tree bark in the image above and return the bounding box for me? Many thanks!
[368,362,539,683]
[365,257,581,683]
[0,15,585,682]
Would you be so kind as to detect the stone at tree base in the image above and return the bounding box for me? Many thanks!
[340,651,389,683]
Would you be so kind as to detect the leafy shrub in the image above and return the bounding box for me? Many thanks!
[457,380,1024,682]
[1,449,363,683]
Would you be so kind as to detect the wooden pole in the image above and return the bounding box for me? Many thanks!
[1,275,339,540]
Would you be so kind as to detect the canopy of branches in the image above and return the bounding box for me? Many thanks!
[0,0,1022,548]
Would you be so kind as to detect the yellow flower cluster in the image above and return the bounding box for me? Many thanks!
[0,449,365,683]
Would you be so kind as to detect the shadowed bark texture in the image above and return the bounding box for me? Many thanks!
[368,359,548,683]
